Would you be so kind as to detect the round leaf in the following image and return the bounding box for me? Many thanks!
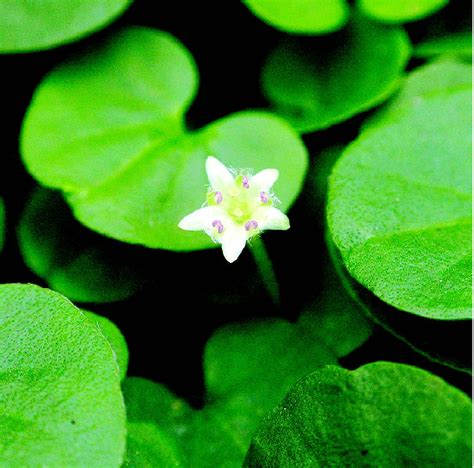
[246,362,472,466]
[243,0,349,34]
[262,16,410,132]
[18,187,144,303]
[358,0,448,24]
[327,235,470,372]
[328,90,472,319]
[21,27,308,250]
[0,284,126,466]
[84,311,129,380]
[0,0,132,53]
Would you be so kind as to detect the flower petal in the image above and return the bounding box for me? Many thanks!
[251,168,279,191]
[253,206,290,231]
[206,156,234,192]
[220,224,248,263]
[178,206,223,231]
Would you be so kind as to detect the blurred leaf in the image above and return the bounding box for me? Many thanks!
[84,310,129,380]
[125,422,185,467]
[0,0,132,53]
[298,255,373,358]
[242,0,349,34]
[262,16,410,132]
[121,264,372,466]
[0,284,125,466]
[18,187,144,303]
[21,27,308,250]
[364,59,472,130]
[245,362,472,466]
[415,32,472,60]
[357,0,448,23]
[122,378,190,467]
[328,90,472,319]
[327,235,470,372]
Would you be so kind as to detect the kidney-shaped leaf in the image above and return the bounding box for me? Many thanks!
[357,0,448,23]
[262,16,410,132]
[242,0,349,34]
[21,27,308,250]
[245,362,471,466]
[0,284,126,466]
[18,187,144,303]
[0,0,132,53]
[328,90,472,319]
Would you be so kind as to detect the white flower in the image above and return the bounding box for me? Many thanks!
[178,156,290,263]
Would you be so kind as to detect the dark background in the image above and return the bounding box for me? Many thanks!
[0,1,470,405]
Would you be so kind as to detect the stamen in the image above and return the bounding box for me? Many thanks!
[242,176,250,189]
[245,220,258,231]
[215,191,223,204]
[260,191,269,204]
[212,219,224,234]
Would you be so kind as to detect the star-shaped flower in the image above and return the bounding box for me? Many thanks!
[178,156,290,262]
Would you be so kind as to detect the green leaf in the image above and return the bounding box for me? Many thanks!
[415,32,472,60]
[121,259,372,466]
[84,311,129,380]
[0,0,132,53]
[242,0,349,34]
[245,362,472,466]
[125,422,185,467]
[0,284,126,466]
[262,16,410,132]
[328,90,472,319]
[364,59,472,130]
[122,378,189,467]
[357,0,448,23]
[21,27,308,250]
[18,187,144,303]
[327,234,471,372]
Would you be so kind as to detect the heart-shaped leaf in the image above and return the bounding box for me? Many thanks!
[242,0,349,34]
[245,362,471,466]
[327,90,472,319]
[21,27,308,250]
[0,284,126,466]
[0,0,132,53]
[261,16,410,132]
[18,187,144,303]
[357,0,448,23]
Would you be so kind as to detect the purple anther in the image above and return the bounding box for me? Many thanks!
[245,220,258,231]
[242,176,250,189]
[260,191,269,204]
[215,191,223,204]
[212,219,224,234]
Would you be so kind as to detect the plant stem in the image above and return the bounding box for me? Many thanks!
[249,236,281,306]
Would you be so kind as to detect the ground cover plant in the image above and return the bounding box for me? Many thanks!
[0,1,471,466]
